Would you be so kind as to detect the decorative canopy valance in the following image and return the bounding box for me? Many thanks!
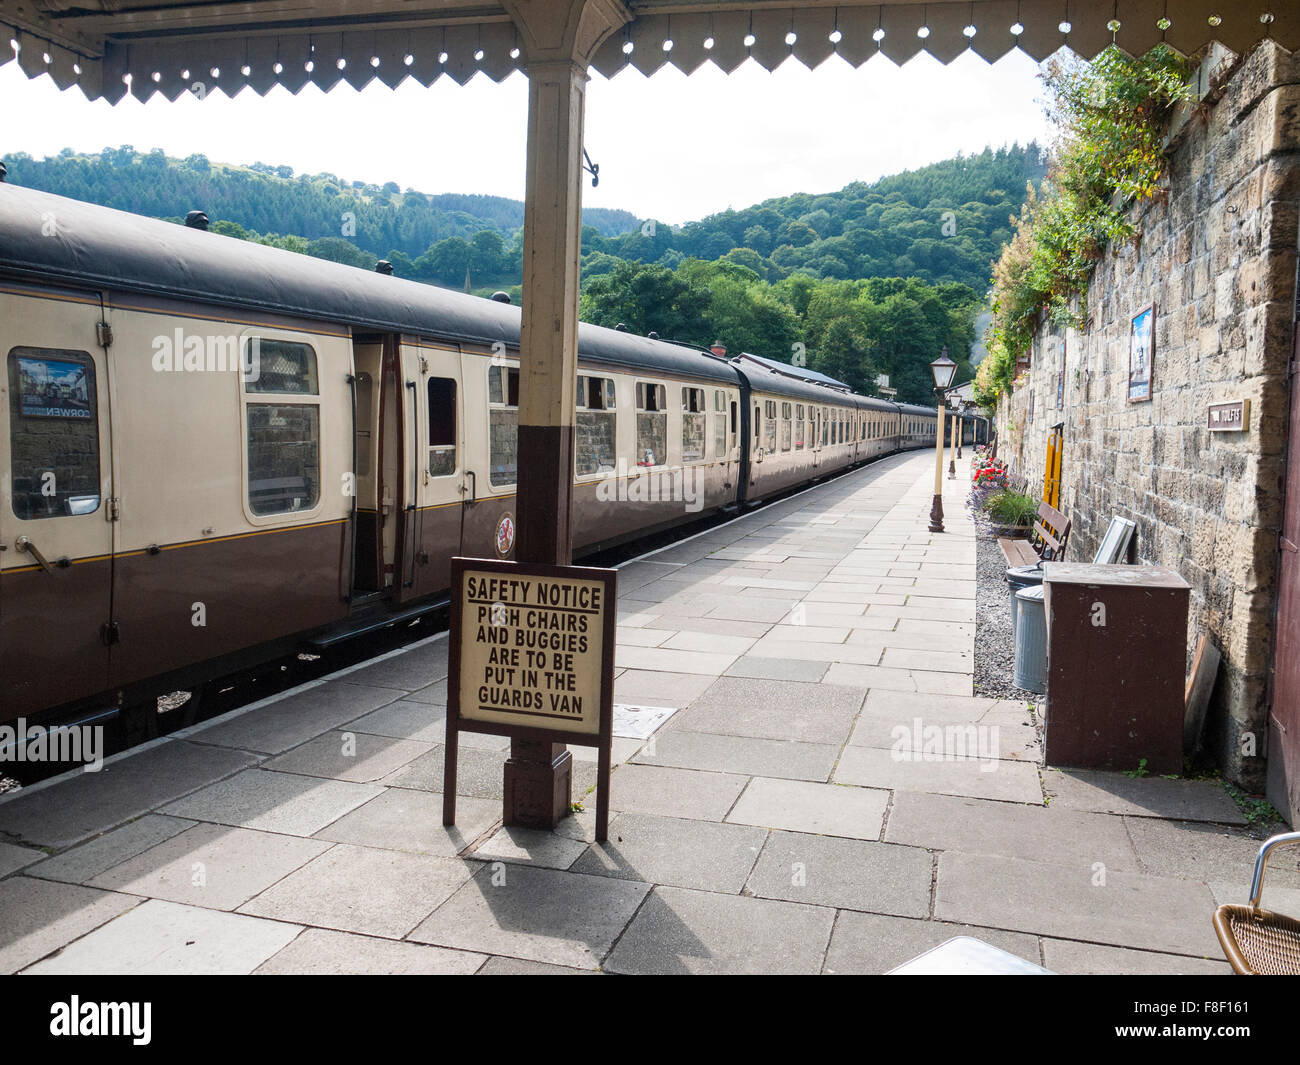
[1,1,1294,103]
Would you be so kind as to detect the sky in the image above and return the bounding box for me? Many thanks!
[0,48,1053,224]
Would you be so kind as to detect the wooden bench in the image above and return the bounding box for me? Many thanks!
[1031,501,1072,561]
[997,501,1072,568]
[999,538,1039,567]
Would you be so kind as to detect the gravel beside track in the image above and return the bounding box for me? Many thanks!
[974,532,1040,703]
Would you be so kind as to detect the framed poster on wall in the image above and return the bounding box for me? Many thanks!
[1129,305,1154,403]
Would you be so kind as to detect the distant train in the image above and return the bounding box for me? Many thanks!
[0,185,982,731]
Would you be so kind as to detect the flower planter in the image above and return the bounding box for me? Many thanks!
[982,522,1031,539]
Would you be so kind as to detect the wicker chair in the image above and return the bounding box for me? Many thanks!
[1213,831,1300,974]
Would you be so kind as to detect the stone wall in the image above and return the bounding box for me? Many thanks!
[995,41,1300,789]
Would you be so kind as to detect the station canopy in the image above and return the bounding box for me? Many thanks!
[1,1,1295,105]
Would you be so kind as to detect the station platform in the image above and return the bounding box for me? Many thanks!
[0,450,1275,974]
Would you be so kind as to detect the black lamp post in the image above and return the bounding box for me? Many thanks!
[929,348,957,533]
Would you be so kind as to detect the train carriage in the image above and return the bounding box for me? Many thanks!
[0,184,942,730]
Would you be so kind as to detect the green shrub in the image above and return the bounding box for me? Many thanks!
[983,490,1038,527]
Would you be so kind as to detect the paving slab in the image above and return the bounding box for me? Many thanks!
[383,746,597,800]
[880,648,974,674]
[23,898,299,975]
[408,862,650,970]
[726,777,889,840]
[348,699,507,749]
[472,826,589,869]
[1125,817,1300,889]
[188,681,404,756]
[823,912,1042,974]
[1042,768,1247,824]
[858,689,1000,723]
[611,703,676,739]
[161,768,382,837]
[746,830,932,917]
[347,698,447,742]
[614,645,739,676]
[88,822,329,910]
[263,730,433,783]
[315,789,499,857]
[476,956,597,975]
[609,763,748,822]
[935,852,1221,956]
[669,676,864,745]
[850,715,1040,762]
[885,792,1140,871]
[646,616,773,639]
[255,928,485,975]
[633,729,839,781]
[0,840,43,878]
[0,741,257,850]
[1209,880,1300,916]
[342,640,449,691]
[404,680,449,705]
[239,843,472,938]
[1041,938,1232,975]
[612,669,716,708]
[604,885,834,975]
[572,812,767,893]
[0,876,139,973]
[723,656,829,682]
[25,814,196,885]
[834,744,1044,804]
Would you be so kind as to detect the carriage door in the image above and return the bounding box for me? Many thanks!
[1269,316,1300,827]
[399,341,463,602]
[349,339,387,595]
[0,291,115,718]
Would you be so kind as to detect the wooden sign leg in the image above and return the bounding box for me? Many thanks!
[595,731,610,843]
[442,723,459,827]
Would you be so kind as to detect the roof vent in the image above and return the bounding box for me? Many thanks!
[375,260,394,275]
[615,323,628,332]
[647,331,659,340]
[710,341,727,358]
[185,210,210,231]
[490,291,511,304]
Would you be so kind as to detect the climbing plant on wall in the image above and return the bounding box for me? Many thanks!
[976,45,1196,409]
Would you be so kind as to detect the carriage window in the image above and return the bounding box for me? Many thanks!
[821,408,829,447]
[241,338,320,516]
[780,402,792,451]
[427,378,456,477]
[245,339,318,394]
[763,400,777,454]
[577,375,617,476]
[488,364,519,487]
[635,381,667,467]
[8,349,101,520]
[247,404,321,516]
[681,386,706,463]
[795,404,805,450]
[713,390,728,457]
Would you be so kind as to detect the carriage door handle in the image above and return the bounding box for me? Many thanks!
[15,536,54,575]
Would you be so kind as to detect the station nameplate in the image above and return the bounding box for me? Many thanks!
[454,562,611,737]
[1207,400,1249,432]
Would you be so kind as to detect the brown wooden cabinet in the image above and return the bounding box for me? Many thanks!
[1042,564,1191,775]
